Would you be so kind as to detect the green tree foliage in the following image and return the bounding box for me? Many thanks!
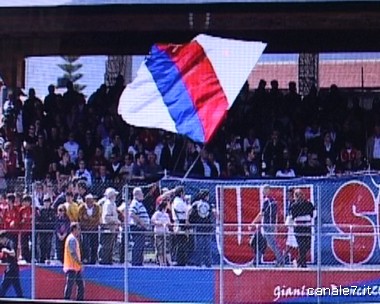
[57,56,86,92]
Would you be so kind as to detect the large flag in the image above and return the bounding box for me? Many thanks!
[118,34,266,143]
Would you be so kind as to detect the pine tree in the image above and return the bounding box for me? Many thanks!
[57,56,86,92]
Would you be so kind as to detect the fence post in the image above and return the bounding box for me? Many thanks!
[316,185,321,304]
[124,184,129,303]
[31,182,36,300]
[219,185,224,304]
[349,224,353,268]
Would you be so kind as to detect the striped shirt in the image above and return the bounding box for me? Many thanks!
[129,199,150,227]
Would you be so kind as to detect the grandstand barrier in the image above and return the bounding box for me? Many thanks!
[2,174,380,303]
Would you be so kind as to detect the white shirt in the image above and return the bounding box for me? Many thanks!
[172,197,188,221]
[64,141,79,163]
[172,196,188,233]
[276,169,296,178]
[75,169,92,186]
[101,198,119,225]
[373,137,380,159]
[151,210,170,234]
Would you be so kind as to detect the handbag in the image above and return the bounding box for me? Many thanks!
[249,230,267,254]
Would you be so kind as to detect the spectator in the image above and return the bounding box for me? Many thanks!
[145,152,162,181]
[188,189,214,268]
[4,193,20,253]
[171,186,189,266]
[19,195,33,263]
[63,192,79,223]
[33,181,45,209]
[151,200,172,266]
[23,124,36,192]
[80,130,97,163]
[55,204,70,263]
[44,85,60,124]
[3,142,18,179]
[339,139,359,172]
[366,123,380,170]
[78,194,101,264]
[243,128,261,155]
[324,157,337,176]
[37,195,55,263]
[119,153,134,182]
[299,152,324,177]
[275,160,296,178]
[262,130,286,177]
[131,152,146,181]
[317,132,338,165]
[250,185,284,266]
[242,147,260,178]
[34,134,49,181]
[107,153,122,181]
[57,151,75,183]
[0,149,7,192]
[99,187,120,265]
[160,134,184,175]
[75,160,92,187]
[129,187,150,266]
[63,133,80,164]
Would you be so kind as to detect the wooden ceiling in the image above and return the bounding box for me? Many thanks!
[0,2,379,57]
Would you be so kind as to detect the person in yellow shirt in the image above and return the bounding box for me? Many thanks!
[63,222,84,301]
[64,192,80,222]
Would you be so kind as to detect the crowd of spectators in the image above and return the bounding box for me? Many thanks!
[0,76,379,196]
[0,75,379,266]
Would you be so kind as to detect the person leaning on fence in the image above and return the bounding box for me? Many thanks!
[37,195,55,264]
[0,230,23,298]
[283,189,298,265]
[188,189,214,268]
[171,186,189,266]
[129,187,150,266]
[63,222,84,301]
[55,204,71,263]
[250,185,284,266]
[151,200,172,266]
[289,188,315,268]
[99,187,120,265]
[19,194,33,263]
[78,194,101,264]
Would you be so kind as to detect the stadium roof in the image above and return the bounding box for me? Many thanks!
[0,0,374,6]
[1,1,380,86]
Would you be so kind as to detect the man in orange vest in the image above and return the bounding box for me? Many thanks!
[63,222,84,301]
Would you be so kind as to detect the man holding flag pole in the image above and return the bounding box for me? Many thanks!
[118,35,266,268]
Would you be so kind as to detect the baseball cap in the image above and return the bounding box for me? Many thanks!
[104,187,119,198]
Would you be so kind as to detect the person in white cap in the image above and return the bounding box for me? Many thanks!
[129,187,150,266]
[99,187,120,264]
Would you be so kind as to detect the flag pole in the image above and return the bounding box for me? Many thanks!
[172,138,186,174]
[181,152,201,182]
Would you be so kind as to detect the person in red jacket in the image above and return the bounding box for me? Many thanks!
[0,194,9,230]
[3,193,21,257]
[19,195,34,263]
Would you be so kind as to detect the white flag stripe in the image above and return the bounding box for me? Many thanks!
[118,62,177,133]
[195,34,267,109]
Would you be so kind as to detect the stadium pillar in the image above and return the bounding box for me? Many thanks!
[0,48,25,89]
[298,53,319,96]
[105,55,133,86]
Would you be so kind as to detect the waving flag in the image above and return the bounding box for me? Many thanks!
[118,34,266,143]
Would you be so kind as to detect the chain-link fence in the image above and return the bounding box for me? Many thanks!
[2,175,380,302]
